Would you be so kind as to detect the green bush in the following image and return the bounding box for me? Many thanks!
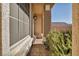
[44,30,72,56]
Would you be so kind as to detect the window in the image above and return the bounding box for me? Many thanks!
[10,3,30,46]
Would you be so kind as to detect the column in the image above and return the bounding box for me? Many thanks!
[0,3,2,56]
[72,3,79,56]
[29,3,32,36]
[2,3,10,56]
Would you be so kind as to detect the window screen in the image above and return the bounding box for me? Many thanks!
[10,3,30,46]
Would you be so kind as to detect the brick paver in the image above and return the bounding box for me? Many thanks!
[27,44,49,56]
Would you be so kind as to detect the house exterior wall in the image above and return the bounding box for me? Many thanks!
[9,4,33,56]
[44,4,54,37]
[32,3,54,38]
[0,3,54,55]
[0,3,33,56]
[2,4,10,56]
[72,3,79,56]
[32,4,44,38]
[0,4,2,56]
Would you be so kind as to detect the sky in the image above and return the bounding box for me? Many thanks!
[51,3,72,24]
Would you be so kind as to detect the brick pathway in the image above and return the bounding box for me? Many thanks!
[27,44,49,56]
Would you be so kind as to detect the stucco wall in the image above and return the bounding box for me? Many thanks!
[32,4,44,38]
[0,4,2,56]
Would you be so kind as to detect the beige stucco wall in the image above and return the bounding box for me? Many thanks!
[2,4,10,56]
[32,4,54,38]
[32,4,44,38]
[0,4,2,56]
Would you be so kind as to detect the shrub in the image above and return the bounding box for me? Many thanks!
[44,30,72,56]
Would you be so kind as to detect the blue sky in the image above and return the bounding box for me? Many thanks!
[51,3,72,24]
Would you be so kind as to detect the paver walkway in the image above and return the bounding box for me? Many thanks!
[27,39,49,56]
[27,44,49,56]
